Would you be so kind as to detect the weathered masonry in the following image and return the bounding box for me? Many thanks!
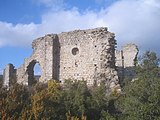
[115,43,138,81]
[3,27,138,90]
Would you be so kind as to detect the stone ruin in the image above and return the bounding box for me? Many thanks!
[115,43,139,82]
[2,27,138,92]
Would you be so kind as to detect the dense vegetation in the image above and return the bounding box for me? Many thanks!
[0,51,160,120]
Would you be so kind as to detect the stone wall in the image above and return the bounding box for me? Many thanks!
[115,43,139,81]
[3,27,138,92]
[57,28,119,89]
[16,34,59,86]
[3,64,16,87]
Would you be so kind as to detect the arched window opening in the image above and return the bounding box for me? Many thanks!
[34,63,42,82]
[27,60,42,86]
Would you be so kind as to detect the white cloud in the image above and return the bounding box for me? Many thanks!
[0,0,160,53]
[104,0,160,52]
[0,22,39,47]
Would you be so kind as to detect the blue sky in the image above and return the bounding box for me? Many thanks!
[0,0,160,74]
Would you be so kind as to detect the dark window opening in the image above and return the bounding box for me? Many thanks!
[72,47,79,55]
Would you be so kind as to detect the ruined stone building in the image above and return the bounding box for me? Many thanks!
[3,27,138,90]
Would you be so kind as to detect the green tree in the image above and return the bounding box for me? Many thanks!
[0,83,31,120]
[61,80,117,120]
[31,81,66,120]
[116,51,160,120]
[61,80,90,119]
[88,83,109,120]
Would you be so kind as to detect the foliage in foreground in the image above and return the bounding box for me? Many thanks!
[0,51,160,120]
[0,80,116,120]
[115,51,160,120]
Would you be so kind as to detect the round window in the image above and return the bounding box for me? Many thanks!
[72,47,79,55]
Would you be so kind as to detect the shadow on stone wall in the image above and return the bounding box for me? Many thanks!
[53,35,60,81]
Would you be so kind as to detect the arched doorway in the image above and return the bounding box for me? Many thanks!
[26,60,42,86]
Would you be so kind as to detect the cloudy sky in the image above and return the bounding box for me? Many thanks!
[0,0,160,74]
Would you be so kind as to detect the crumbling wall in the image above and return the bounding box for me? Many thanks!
[58,28,119,89]
[115,43,139,81]
[3,27,122,91]
[16,34,60,86]
[3,64,16,87]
